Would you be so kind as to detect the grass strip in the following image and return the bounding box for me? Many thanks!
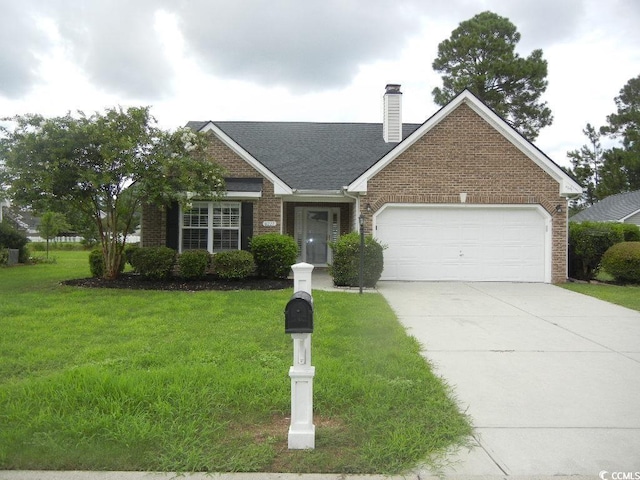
[560,282,640,312]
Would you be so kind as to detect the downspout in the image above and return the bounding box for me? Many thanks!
[563,192,581,282]
[342,187,362,233]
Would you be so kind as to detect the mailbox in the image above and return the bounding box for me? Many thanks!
[285,290,314,334]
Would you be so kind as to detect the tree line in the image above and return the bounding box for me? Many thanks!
[567,76,640,208]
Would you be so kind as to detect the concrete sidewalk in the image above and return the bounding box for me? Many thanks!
[309,268,377,293]
[377,281,640,476]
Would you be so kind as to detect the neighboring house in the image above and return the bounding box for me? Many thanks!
[0,198,9,223]
[142,85,582,283]
[0,200,31,233]
[570,190,640,227]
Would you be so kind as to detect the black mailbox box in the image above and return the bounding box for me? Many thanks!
[285,291,314,333]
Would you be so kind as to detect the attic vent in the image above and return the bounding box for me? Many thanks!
[383,84,402,143]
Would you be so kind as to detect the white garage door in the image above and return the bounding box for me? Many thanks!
[375,205,550,282]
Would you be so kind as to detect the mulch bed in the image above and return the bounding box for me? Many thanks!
[62,273,293,291]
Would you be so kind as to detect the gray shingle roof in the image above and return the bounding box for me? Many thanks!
[571,189,640,222]
[187,121,421,190]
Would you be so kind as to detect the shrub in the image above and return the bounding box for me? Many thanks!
[29,242,47,252]
[178,249,211,280]
[0,248,8,266]
[124,244,140,266]
[212,250,256,280]
[0,221,29,263]
[89,249,125,278]
[130,246,176,280]
[568,222,625,280]
[601,242,640,284]
[81,237,99,249]
[250,233,298,279]
[29,241,86,252]
[329,232,385,287]
[29,255,56,265]
[89,249,105,278]
[613,223,640,242]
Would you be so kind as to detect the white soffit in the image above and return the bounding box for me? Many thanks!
[225,191,262,198]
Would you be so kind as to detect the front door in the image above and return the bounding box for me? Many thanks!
[295,207,339,266]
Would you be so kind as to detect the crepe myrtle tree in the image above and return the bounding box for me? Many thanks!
[0,106,225,279]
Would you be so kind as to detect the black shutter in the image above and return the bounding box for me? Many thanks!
[241,202,254,251]
[166,202,180,250]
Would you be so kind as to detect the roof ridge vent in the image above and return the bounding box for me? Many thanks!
[383,84,402,143]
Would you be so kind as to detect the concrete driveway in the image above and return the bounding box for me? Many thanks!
[377,281,640,476]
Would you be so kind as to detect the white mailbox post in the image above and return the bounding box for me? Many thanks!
[286,262,315,450]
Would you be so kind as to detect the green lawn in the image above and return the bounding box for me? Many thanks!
[0,251,471,474]
[560,282,640,312]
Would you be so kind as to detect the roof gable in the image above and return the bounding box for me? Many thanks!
[347,89,582,197]
[196,121,293,195]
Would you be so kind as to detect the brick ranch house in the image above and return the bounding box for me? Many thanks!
[142,85,582,283]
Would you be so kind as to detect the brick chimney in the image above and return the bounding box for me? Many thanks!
[383,84,402,143]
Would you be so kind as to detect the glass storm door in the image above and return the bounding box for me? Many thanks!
[294,207,340,266]
[305,210,329,264]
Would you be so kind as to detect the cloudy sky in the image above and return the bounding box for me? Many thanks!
[1,0,639,168]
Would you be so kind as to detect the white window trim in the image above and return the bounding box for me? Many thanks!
[179,201,242,253]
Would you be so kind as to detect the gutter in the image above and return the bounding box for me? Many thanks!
[291,189,343,196]
[284,189,354,203]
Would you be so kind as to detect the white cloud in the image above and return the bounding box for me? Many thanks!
[0,0,638,170]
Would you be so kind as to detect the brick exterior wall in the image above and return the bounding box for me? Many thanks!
[364,103,569,283]
[141,204,167,248]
